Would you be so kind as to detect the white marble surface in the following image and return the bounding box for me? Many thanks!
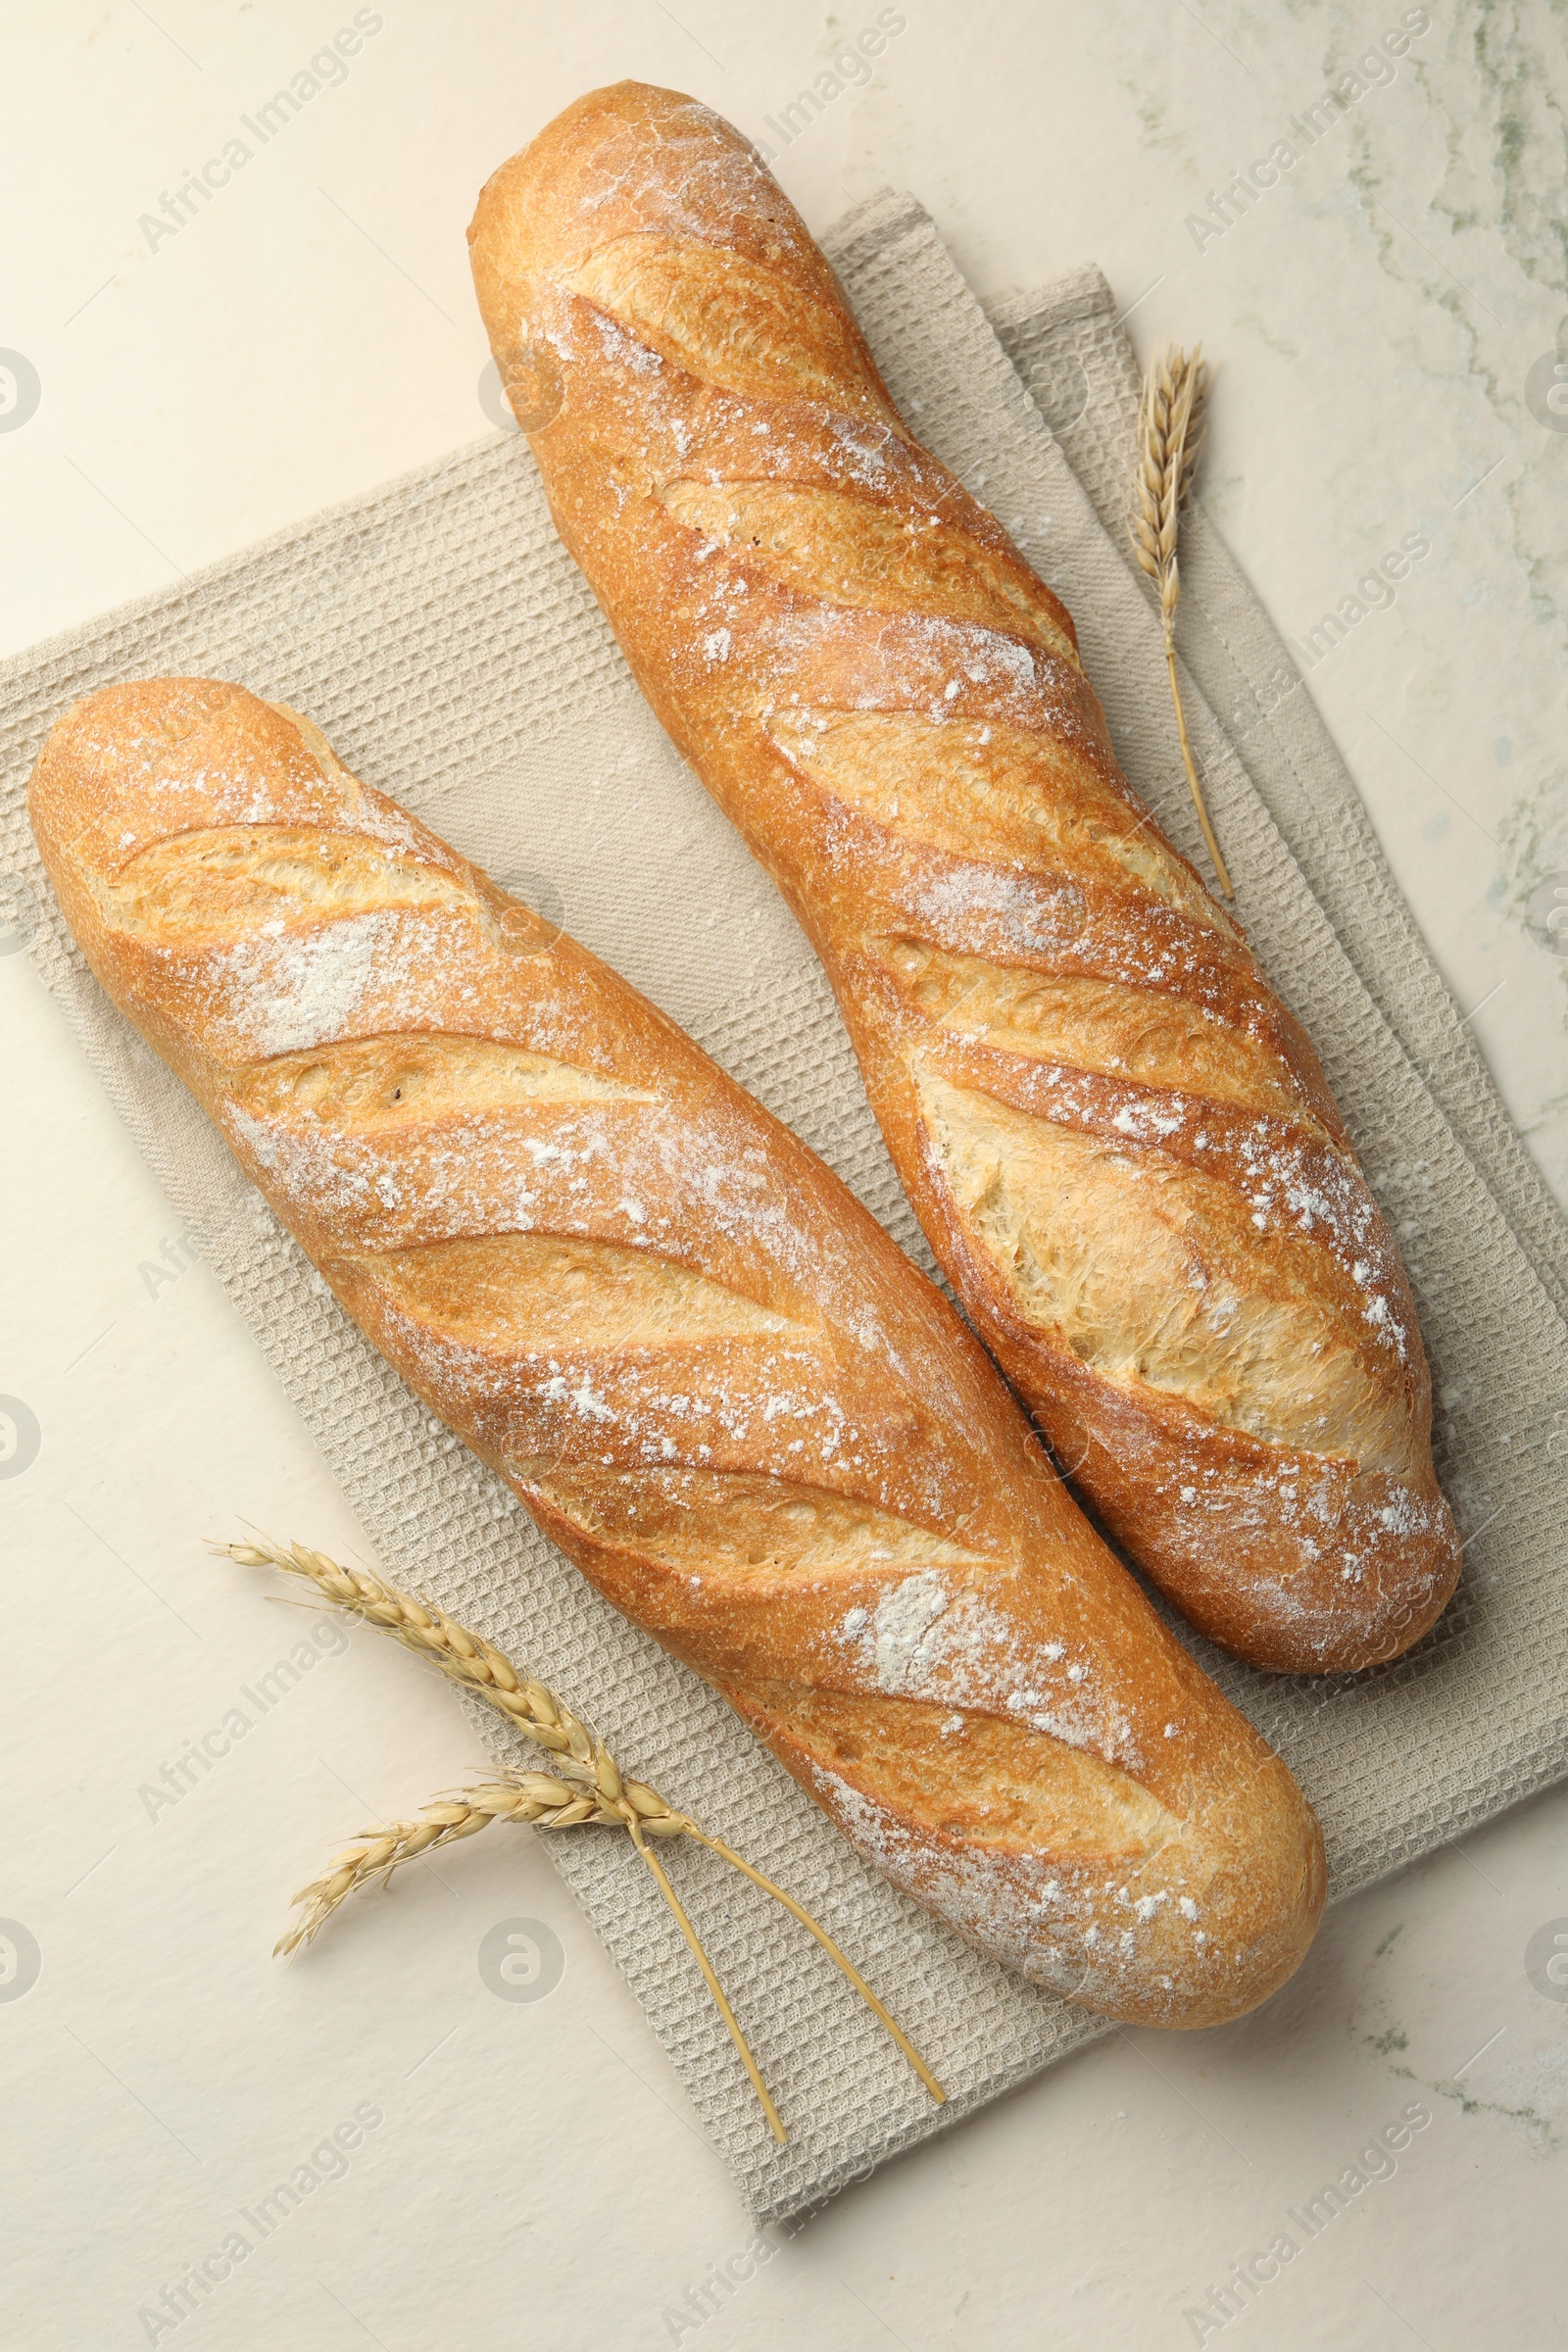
[2,6,1565,2348]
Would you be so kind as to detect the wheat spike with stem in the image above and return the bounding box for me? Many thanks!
[1130,340,1233,899]
[216,1534,944,2140]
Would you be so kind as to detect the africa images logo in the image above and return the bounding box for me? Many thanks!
[0,1921,42,2003]
[0,1397,42,1480]
[1525,318,1568,434]
[1526,873,1568,955]
[477,1917,565,2002]
[1525,1919,1568,2002]
[0,351,41,433]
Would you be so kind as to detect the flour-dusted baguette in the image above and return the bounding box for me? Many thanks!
[467,82,1461,1676]
[32,677,1323,2028]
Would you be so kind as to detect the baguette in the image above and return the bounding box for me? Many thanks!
[30,677,1324,2029]
[467,81,1460,1674]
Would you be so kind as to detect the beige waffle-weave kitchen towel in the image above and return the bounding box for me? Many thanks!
[2,191,1565,2227]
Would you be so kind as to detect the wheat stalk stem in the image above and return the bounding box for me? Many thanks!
[691,1829,946,2105]
[1130,340,1234,899]
[626,1815,786,2142]
[215,1535,944,2135]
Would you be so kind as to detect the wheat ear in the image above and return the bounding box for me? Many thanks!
[1130,341,1233,899]
[216,1537,944,2133]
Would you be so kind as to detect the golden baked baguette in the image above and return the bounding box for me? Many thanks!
[31,677,1324,2029]
[467,81,1461,1675]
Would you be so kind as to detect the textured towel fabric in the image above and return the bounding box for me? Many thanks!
[2,192,1564,2227]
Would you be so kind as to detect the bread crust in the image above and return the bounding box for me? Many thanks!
[31,676,1325,2028]
[467,80,1460,1673]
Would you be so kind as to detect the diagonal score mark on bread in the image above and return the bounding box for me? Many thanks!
[874,943,1336,1134]
[915,1071,1416,1472]
[359,1231,801,1351]
[662,481,1078,664]
[231,1035,654,1125]
[763,710,1233,935]
[518,1464,990,1579]
[730,1687,1180,1858]
[30,671,1329,2029]
[467,80,1461,1676]
[565,235,902,425]
[97,827,475,934]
